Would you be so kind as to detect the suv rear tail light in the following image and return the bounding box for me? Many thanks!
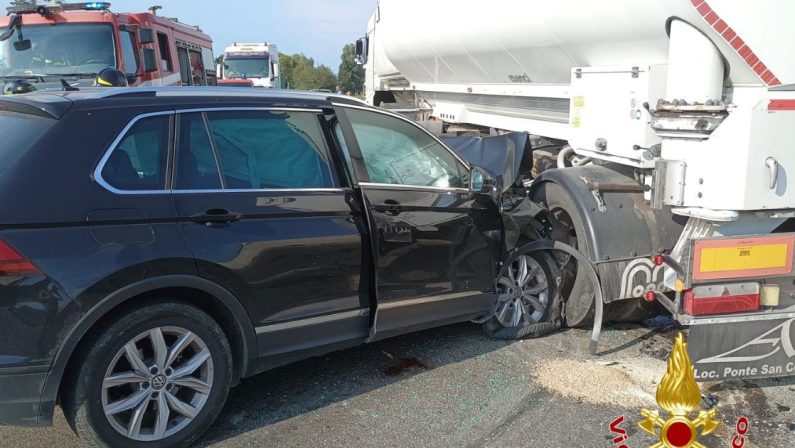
[0,240,41,276]
[683,282,760,316]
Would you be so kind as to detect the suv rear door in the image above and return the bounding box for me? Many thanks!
[170,107,368,363]
[333,104,501,341]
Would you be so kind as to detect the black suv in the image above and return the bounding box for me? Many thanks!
[0,88,558,447]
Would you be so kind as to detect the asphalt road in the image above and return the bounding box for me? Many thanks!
[3,319,794,447]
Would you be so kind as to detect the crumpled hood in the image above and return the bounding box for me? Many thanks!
[441,132,530,193]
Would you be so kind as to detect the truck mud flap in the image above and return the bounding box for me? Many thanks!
[687,317,795,381]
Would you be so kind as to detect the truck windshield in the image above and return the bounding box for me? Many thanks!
[0,24,115,77]
[224,57,269,79]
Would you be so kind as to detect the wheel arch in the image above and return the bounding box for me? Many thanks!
[530,165,685,303]
[530,165,656,263]
[39,275,257,425]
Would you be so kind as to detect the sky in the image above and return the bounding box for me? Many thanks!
[107,0,378,71]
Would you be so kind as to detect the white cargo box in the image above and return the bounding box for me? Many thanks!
[568,66,667,168]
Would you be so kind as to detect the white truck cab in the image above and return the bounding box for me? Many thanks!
[217,42,281,88]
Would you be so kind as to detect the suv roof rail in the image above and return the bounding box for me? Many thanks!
[0,94,73,119]
[87,86,339,101]
[92,90,158,99]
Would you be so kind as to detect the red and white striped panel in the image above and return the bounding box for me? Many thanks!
[690,0,782,87]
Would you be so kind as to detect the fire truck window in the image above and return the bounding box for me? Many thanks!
[0,24,114,77]
[102,115,170,191]
[120,31,139,75]
[157,33,172,72]
[177,48,191,85]
[175,113,223,190]
[205,110,335,190]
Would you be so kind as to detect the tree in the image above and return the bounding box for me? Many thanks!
[313,64,338,91]
[338,43,364,94]
[278,53,337,91]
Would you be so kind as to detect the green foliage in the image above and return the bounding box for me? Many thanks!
[279,53,337,91]
[338,43,364,94]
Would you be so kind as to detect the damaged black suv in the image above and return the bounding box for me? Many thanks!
[0,88,562,447]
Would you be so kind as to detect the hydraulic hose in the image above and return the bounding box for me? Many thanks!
[509,239,604,355]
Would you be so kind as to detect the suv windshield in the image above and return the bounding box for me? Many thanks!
[0,24,115,77]
[224,57,268,78]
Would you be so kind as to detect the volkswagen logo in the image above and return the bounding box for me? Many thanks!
[151,374,167,390]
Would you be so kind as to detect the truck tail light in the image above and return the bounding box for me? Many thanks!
[683,283,760,316]
[0,240,41,276]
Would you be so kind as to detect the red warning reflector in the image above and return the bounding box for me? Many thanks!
[683,283,760,316]
[769,100,795,111]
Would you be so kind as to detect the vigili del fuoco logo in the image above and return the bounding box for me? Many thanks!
[638,333,720,447]
[609,333,750,448]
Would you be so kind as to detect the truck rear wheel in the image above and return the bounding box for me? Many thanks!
[534,182,595,328]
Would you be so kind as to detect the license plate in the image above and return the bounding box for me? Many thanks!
[692,235,795,281]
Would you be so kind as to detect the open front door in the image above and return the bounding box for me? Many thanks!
[333,104,501,342]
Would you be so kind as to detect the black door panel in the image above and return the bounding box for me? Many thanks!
[175,192,364,328]
[365,188,494,301]
[172,109,369,359]
[332,105,502,340]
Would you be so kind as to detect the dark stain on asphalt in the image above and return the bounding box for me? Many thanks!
[776,404,791,413]
[383,357,429,377]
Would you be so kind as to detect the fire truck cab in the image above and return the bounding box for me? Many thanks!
[0,2,216,92]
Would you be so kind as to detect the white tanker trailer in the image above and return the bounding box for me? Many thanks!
[356,0,795,380]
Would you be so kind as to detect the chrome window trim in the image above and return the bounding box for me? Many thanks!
[332,102,472,170]
[176,107,324,114]
[173,188,347,195]
[95,107,333,196]
[93,110,176,196]
[359,182,469,194]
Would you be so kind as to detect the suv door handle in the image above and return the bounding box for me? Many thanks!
[191,209,242,226]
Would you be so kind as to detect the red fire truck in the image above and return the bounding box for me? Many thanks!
[0,1,216,91]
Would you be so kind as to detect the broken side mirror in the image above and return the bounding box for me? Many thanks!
[142,48,158,73]
[470,166,495,195]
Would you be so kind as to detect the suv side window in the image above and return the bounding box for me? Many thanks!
[343,108,468,188]
[185,110,334,190]
[175,113,223,190]
[101,115,170,191]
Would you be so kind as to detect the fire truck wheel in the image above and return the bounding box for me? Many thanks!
[482,250,562,340]
[534,182,596,328]
[61,301,232,448]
